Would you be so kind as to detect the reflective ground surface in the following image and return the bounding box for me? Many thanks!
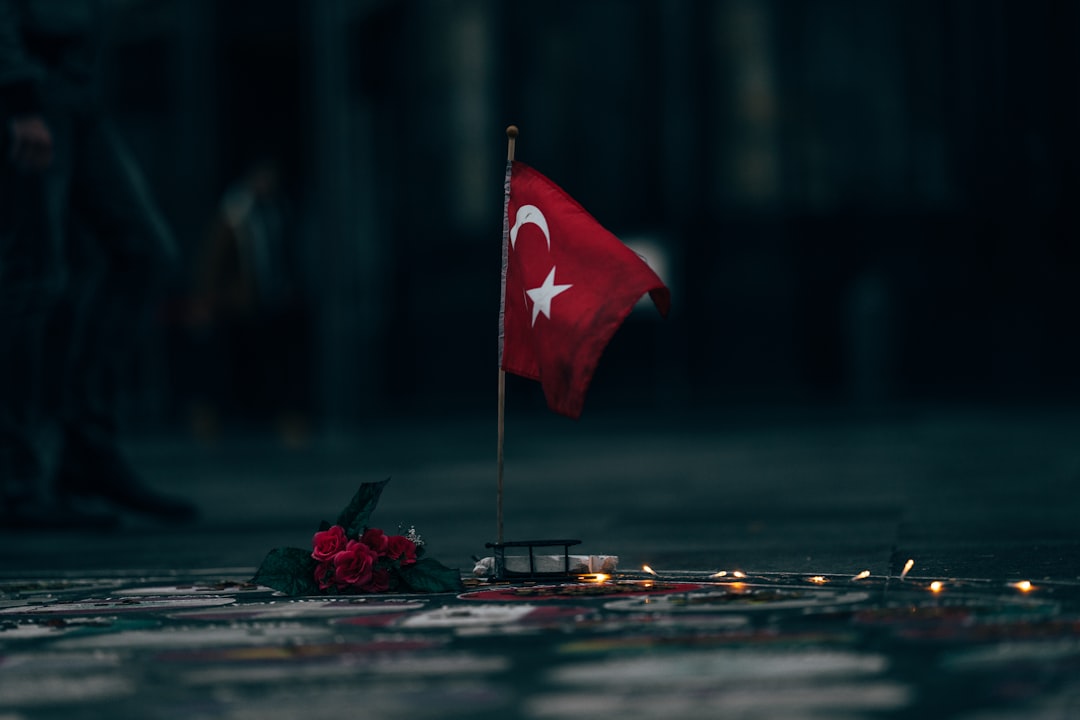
[2,405,1079,718]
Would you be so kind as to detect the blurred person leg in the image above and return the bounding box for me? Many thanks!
[50,112,197,523]
[0,189,58,523]
[0,110,115,528]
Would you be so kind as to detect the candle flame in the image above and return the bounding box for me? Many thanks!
[929,581,944,593]
[712,571,728,578]
[852,570,870,581]
[900,559,914,580]
[642,565,658,576]
[580,573,609,584]
[732,571,747,579]
[1012,580,1033,592]
[808,576,828,584]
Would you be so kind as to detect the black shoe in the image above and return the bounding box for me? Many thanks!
[54,446,199,525]
[0,498,120,531]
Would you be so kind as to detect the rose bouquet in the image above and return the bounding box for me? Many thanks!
[252,479,462,596]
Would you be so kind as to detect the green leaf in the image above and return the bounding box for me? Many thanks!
[252,547,321,596]
[337,478,391,538]
[397,556,463,594]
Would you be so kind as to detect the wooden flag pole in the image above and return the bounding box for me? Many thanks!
[497,125,518,545]
[497,371,505,545]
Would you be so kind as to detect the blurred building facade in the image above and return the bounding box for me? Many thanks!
[97,0,1080,430]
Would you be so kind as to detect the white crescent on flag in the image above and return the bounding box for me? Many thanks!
[509,204,550,250]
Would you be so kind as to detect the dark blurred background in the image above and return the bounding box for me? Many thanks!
[100,0,1080,438]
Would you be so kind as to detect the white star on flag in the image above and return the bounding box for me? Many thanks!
[526,266,572,326]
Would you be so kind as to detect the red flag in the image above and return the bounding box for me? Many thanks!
[499,161,670,418]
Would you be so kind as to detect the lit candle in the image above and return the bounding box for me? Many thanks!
[852,570,870,581]
[900,559,914,580]
[807,576,828,584]
[642,565,658,577]
[1011,580,1033,592]
[929,581,944,593]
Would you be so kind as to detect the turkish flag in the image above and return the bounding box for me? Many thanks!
[499,161,670,418]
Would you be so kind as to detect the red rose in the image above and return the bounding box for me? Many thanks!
[312,525,348,562]
[360,527,389,556]
[386,535,417,566]
[332,540,378,590]
[314,560,334,591]
[361,567,391,593]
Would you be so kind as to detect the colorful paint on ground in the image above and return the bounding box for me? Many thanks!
[1,571,1079,718]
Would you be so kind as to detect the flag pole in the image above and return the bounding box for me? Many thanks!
[497,124,518,545]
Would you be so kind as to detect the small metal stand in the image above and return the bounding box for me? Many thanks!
[485,539,582,581]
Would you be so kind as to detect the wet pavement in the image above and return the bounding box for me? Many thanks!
[1,404,1079,718]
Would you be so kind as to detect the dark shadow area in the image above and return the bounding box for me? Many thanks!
[35,0,1070,433]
